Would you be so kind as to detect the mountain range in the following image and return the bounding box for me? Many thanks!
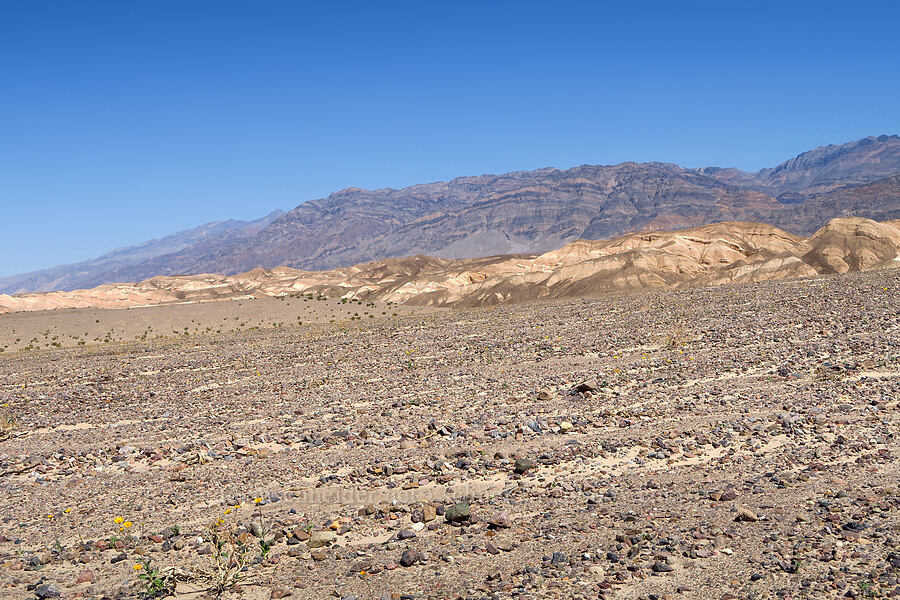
[2,135,899,295]
[2,216,898,314]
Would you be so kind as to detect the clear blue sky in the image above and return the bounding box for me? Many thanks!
[1,1,899,276]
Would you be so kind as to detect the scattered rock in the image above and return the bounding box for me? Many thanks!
[735,508,759,522]
[514,458,534,474]
[445,502,471,523]
[399,548,425,567]
[307,530,337,548]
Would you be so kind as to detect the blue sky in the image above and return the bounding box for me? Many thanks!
[1,1,899,276]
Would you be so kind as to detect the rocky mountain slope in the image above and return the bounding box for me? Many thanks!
[3,136,899,294]
[0,210,284,294]
[2,217,898,314]
[704,134,900,198]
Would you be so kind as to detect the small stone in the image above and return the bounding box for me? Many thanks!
[35,584,61,599]
[399,548,424,567]
[489,512,513,528]
[445,502,471,523]
[514,458,534,474]
[735,508,759,522]
[573,380,599,393]
[308,530,337,548]
[75,569,94,584]
[536,389,553,401]
[250,520,263,537]
[652,561,674,573]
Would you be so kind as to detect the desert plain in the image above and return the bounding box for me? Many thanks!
[0,268,898,600]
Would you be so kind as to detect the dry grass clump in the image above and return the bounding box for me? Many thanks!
[135,559,190,598]
[662,326,692,349]
[0,415,15,441]
[194,522,255,595]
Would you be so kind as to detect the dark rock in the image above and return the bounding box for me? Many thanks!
[514,458,534,474]
[399,548,424,567]
[34,584,61,599]
[445,502,470,523]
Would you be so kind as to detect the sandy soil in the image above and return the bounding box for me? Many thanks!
[0,295,434,352]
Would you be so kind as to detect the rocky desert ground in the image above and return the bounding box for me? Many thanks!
[0,265,898,600]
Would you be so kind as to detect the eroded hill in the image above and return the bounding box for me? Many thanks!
[1,217,898,315]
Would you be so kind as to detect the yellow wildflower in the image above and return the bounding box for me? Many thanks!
[254,497,262,504]
[64,508,71,514]
[123,521,133,528]
[133,563,143,571]
[114,517,124,524]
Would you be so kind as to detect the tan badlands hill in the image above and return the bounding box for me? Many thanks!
[2,217,899,315]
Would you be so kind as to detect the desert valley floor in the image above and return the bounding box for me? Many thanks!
[0,269,898,600]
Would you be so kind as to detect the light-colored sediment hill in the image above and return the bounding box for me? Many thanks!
[2,217,899,314]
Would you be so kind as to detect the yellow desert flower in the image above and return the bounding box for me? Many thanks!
[224,508,232,514]
[254,497,262,504]
[64,508,71,514]
[123,521,133,528]
[133,563,143,571]
[114,517,124,524]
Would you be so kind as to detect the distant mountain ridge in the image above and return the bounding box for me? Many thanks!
[2,135,900,294]
[0,210,284,294]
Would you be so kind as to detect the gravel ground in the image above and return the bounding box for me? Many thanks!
[0,295,431,352]
[0,269,898,600]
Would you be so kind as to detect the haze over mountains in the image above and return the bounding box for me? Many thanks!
[2,134,899,295]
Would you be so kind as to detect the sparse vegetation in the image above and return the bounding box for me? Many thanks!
[195,522,255,594]
[135,558,182,598]
[0,414,15,441]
